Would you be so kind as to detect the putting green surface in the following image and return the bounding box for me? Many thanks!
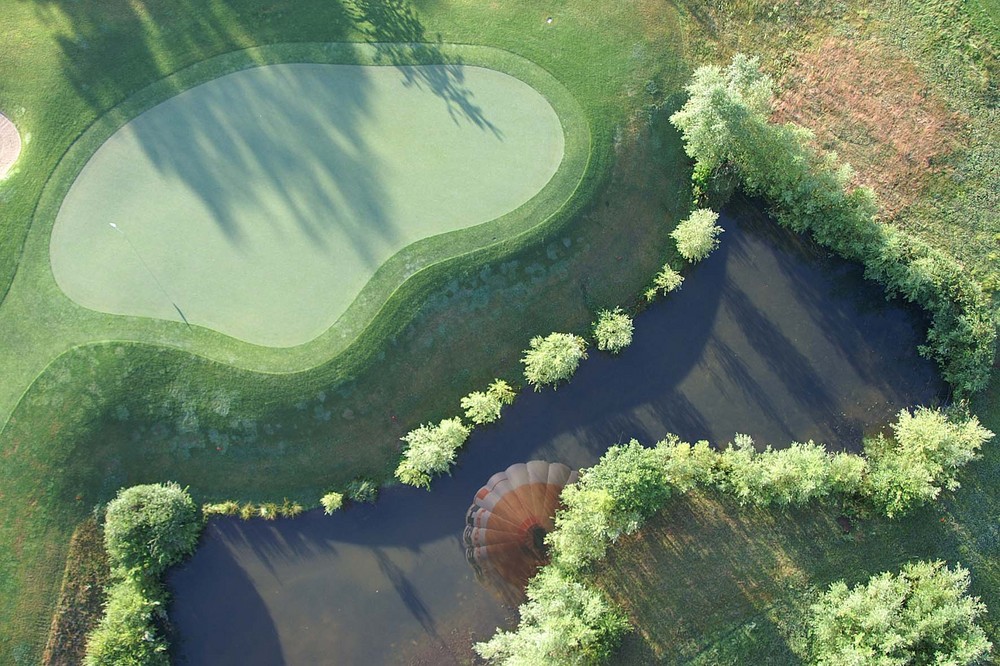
[50,63,565,346]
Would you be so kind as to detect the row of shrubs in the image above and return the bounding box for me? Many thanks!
[85,483,200,665]
[394,207,725,489]
[670,54,997,396]
[476,406,994,664]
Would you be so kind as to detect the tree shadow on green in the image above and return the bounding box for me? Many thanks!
[347,0,503,136]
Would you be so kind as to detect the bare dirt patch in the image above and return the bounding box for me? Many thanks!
[773,37,964,218]
[0,112,21,178]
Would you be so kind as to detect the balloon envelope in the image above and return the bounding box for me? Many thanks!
[464,460,578,604]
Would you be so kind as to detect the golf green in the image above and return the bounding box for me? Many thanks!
[50,63,565,346]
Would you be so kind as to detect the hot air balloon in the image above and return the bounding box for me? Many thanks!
[464,460,578,604]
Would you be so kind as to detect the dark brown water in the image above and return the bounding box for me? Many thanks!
[167,200,943,665]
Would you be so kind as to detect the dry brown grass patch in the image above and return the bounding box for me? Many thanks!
[773,37,964,218]
[41,518,110,666]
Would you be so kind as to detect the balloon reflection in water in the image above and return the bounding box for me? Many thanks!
[464,461,578,604]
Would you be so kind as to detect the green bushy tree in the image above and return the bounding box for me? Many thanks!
[461,390,502,425]
[549,440,671,570]
[656,436,718,491]
[395,417,471,488]
[719,437,866,506]
[807,561,992,665]
[320,491,344,515]
[865,407,993,516]
[593,308,634,353]
[474,566,630,666]
[84,578,169,666]
[671,209,724,263]
[103,483,200,577]
[460,379,517,425]
[646,263,684,301]
[522,333,588,391]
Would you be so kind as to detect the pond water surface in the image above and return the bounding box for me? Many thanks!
[168,200,943,665]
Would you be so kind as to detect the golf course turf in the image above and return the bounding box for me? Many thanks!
[1,0,996,663]
[51,61,566,346]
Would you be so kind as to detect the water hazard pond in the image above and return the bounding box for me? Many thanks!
[168,199,943,664]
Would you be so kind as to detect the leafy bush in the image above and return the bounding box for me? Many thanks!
[461,380,517,425]
[522,332,588,391]
[487,379,517,405]
[807,561,992,665]
[584,440,671,522]
[202,500,240,517]
[671,208,724,262]
[474,566,630,666]
[103,483,200,577]
[320,491,344,515]
[548,485,616,571]
[670,54,996,395]
[593,308,634,353]
[258,503,279,520]
[346,478,379,503]
[550,440,671,571]
[656,436,718,492]
[646,263,684,301]
[719,437,867,506]
[865,407,993,516]
[84,578,169,666]
[395,417,471,488]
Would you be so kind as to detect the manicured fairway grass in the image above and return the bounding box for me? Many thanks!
[52,61,566,346]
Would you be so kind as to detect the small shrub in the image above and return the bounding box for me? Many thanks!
[646,263,684,301]
[103,483,200,577]
[522,332,588,391]
[460,379,517,425]
[461,391,503,425]
[320,492,344,515]
[671,209,724,262]
[593,308,634,353]
[487,379,517,405]
[238,502,256,520]
[395,417,472,488]
[807,561,992,665]
[346,478,379,503]
[84,578,169,666]
[202,500,240,517]
[279,498,303,518]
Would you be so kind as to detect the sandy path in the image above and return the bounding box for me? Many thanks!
[0,112,21,178]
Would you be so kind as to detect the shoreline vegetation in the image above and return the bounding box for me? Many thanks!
[2,0,996,663]
[475,54,998,664]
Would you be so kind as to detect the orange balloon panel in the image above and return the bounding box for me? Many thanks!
[464,461,578,605]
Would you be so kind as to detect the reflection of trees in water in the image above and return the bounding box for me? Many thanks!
[464,461,578,606]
